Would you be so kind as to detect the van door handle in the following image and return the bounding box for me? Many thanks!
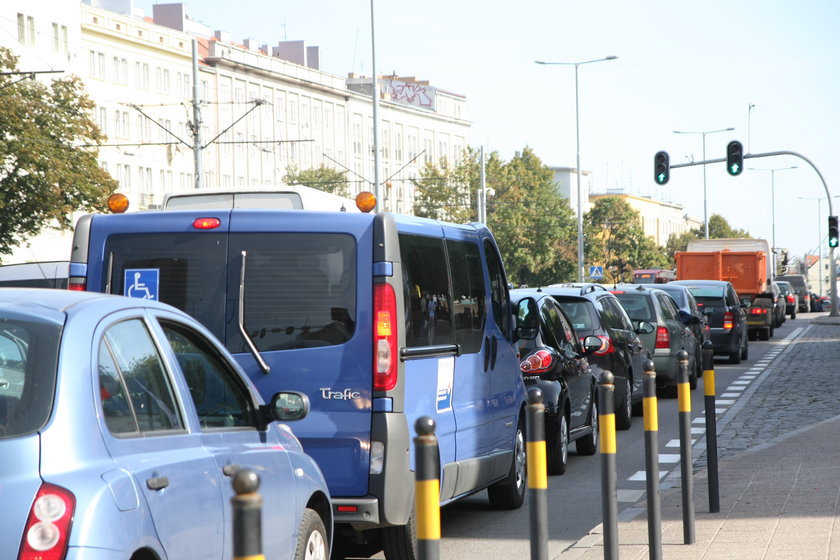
[146,476,169,490]
[483,336,491,371]
[489,335,498,369]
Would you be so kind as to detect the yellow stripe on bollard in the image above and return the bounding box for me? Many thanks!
[415,479,441,540]
[704,370,715,396]
[527,440,547,489]
[643,396,658,431]
[678,383,691,412]
[600,414,616,453]
[234,556,265,560]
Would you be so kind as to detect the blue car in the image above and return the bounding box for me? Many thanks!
[0,288,330,560]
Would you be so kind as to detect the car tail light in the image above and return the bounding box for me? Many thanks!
[655,326,670,349]
[749,307,768,316]
[583,334,614,355]
[67,277,86,291]
[19,483,75,560]
[373,283,398,392]
[786,294,795,304]
[723,311,734,330]
[520,350,554,374]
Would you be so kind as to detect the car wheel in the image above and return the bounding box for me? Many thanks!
[487,416,526,509]
[741,337,749,360]
[791,308,796,319]
[689,357,698,390]
[546,412,569,475]
[728,346,742,364]
[294,508,329,560]
[576,397,598,456]
[615,376,632,430]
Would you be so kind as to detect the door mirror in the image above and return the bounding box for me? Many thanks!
[635,320,655,334]
[268,391,310,422]
[581,335,603,355]
[515,297,540,340]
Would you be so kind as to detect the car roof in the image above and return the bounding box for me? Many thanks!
[0,287,182,318]
[528,283,610,298]
[671,279,732,287]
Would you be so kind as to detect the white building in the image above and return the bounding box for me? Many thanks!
[1,0,470,262]
[589,193,703,247]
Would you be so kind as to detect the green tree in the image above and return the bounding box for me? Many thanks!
[283,163,350,197]
[0,48,117,258]
[584,197,669,284]
[412,146,577,286]
[664,213,753,266]
[707,214,751,239]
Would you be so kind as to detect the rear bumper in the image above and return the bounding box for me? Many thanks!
[710,328,740,354]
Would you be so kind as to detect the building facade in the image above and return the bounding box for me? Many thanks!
[589,192,703,247]
[2,0,470,261]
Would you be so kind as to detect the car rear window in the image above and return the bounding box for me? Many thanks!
[660,289,686,307]
[552,299,596,332]
[612,293,655,321]
[0,317,61,438]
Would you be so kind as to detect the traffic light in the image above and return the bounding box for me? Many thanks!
[654,150,670,185]
[829,215,839,248]
[726,140,743,176]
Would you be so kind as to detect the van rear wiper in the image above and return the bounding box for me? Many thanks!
[238,250,271,374]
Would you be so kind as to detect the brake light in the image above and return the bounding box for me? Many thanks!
[19,483,75,560]
[655,326,670,349]
[520,350,554,374]
[192,217,221,229]
[373,283,398,391]
[67,278,86,291]
[583,334,614,355]
[749,308,768,315]
[786,294,795,304]
[723,311,734,330]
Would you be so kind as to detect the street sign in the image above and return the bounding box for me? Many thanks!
[589,266,604,279]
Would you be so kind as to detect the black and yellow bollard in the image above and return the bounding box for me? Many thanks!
[526,388,548,560]
[642,360,662,560]
[702,340,720,513]
[232,468,264,560]
[677,350,695,545]
[599,370,618,560]
[414,416,440,560]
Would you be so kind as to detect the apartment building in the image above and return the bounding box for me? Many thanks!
[1,0,470,261]
[589,192,704,247]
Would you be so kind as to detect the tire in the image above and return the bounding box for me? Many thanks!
[615,376,632,430]
[741,338,749,360]
[294,508,329,560]
[487,417,526,509]
[576,398,598,456]
[728,347,741,364]
[791,308,797,319]
[546,413,569,475]
[689,357,698,390]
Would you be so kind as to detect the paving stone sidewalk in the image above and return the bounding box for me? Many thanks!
[563,317,840,560]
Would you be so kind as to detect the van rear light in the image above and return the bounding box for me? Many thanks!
[67,278,86,291]
[655,326,670,349]
[373,283,398,392]
[19,483,75,560]
[723,311,734,330]
[370,441,385,474]
[192,217,221,229]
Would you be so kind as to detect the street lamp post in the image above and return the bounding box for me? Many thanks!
[536,56,618,282]
[748,166,797,264]
[673,127,735,239]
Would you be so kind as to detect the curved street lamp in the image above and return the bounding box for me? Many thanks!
[535,56,618,282]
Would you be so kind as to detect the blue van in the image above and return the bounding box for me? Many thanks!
[69,209,528,559]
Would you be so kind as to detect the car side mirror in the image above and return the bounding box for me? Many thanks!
[581,335,603,355]
[635,321,655,335]
[515,297,540,340]
[267,391,310,422]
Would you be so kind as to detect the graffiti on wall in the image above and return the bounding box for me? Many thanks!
[388,80,436,110]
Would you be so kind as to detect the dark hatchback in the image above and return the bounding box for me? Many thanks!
[670,280,749,364]
[510,290,601,475]
[525,284,652,430]
[655,282,711,368]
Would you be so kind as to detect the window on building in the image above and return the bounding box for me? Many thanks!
[17,14,35,47]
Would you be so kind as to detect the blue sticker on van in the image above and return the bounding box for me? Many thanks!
[124,269,159,300]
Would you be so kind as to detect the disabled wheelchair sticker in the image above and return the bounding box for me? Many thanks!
[124,269,159,301]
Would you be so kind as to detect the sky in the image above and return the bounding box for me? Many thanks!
[134,0,840,260]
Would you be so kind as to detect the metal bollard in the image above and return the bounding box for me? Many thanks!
[526,388,548,560]
[232,468,264,560]
[642,360,662,560]
[702,340,720,513]
[677,350,695,544]
[599,370,618,560]
[414,416,440,560]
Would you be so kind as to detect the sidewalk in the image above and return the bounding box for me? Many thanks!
[564,316,840,560]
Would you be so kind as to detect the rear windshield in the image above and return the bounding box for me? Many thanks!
[0,317,61,438]
[104,232,356,354]
[659,289,686,307]
[612,293,655,321]
[552,299,597,332]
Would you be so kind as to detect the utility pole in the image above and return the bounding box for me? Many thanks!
[192,39,203,189]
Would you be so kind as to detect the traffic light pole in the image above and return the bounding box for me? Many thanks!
[669,149,838,318]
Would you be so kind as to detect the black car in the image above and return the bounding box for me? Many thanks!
[670,280,749,364]
[776,280,798,318]
[523,284,652,430]
[511,290,601,475]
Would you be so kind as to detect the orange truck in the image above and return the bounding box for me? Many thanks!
[675,238,777,340]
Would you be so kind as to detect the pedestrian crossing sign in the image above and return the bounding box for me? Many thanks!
[589,266,604,279]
